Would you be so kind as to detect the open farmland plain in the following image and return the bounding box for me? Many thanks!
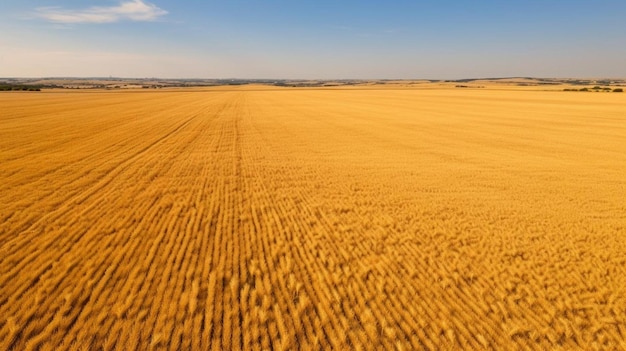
[1,86,625,350]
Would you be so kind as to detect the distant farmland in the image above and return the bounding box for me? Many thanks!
[1,86,625,350]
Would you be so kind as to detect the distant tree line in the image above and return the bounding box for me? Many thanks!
[0,84,43,91]
[564,87,623,92]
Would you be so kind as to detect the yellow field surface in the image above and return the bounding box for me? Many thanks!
[1,87,625,350]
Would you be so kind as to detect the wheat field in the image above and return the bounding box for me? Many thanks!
[1,86,625,350]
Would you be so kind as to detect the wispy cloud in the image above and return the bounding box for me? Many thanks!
[35,0,167,24]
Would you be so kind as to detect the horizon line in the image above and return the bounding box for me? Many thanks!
[3,76,626,81]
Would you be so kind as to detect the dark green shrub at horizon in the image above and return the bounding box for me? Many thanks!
[0,84,42,91]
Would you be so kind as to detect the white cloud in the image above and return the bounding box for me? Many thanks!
[36,0,167,24]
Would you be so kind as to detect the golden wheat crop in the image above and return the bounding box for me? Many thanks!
[1,86,625,350]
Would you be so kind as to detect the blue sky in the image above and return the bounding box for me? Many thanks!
[1,0,625,79]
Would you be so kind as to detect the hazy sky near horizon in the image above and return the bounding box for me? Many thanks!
[1,0,625,79]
